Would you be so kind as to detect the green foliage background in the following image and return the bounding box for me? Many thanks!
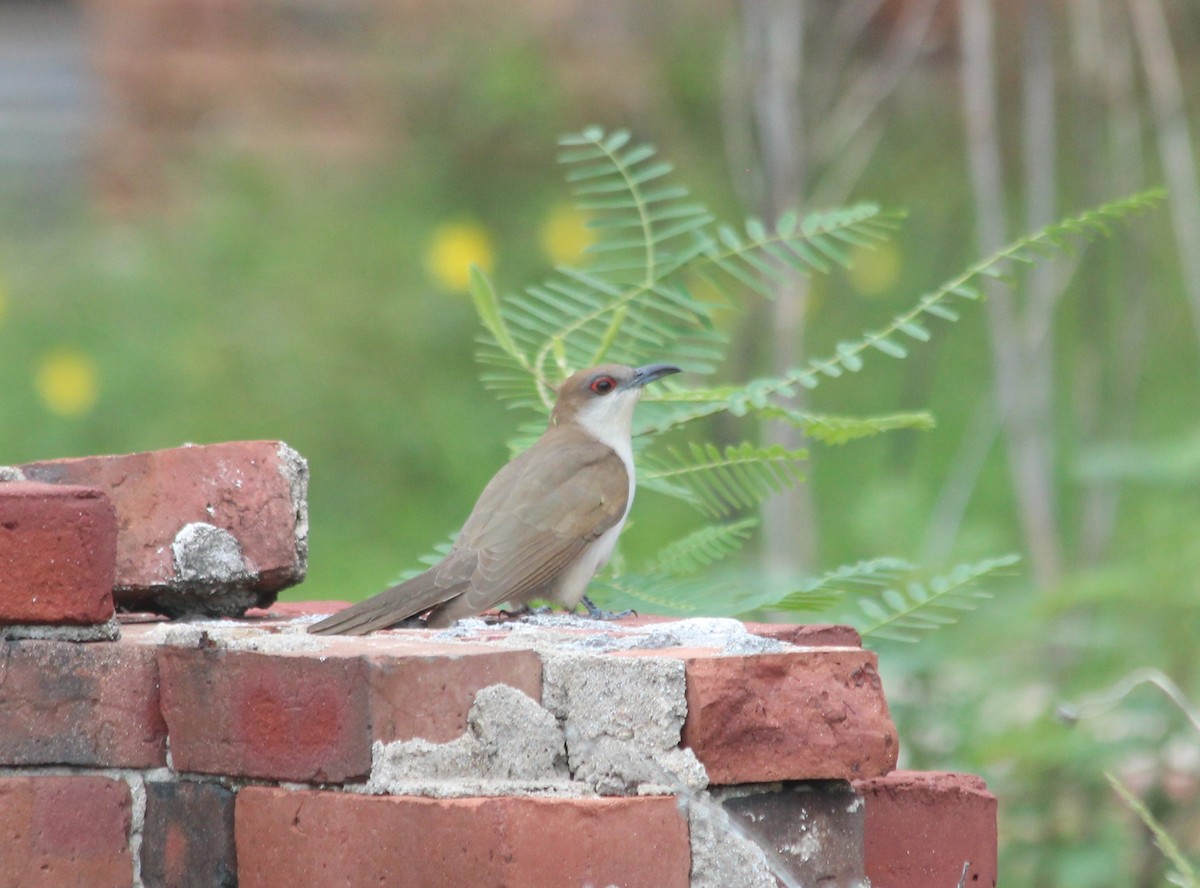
[1,5,1198,885]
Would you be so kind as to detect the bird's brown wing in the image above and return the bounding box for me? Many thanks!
[305,558,472,635]
[449,424,629,615]
[308,425,628,635]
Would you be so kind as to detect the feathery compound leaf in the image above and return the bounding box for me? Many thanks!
[756,407,936,445]
[772,557,918,612]
[469,264,520,360]
[590,570,783,617]
[849,555,1020,643]
[646,518,759,576]
[1107,774,1199,888]
[641,442,807,516]
[688,204,900,296]
[787,189,1166,394]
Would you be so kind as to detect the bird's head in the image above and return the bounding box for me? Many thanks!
[551,363,681,441]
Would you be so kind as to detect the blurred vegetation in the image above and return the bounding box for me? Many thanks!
[2,1,1199,884]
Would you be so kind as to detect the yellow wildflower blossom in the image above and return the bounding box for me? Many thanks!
[426,221,495,293]
[538,205,594,267]
[36,349,99,416]
[848,241,902,297]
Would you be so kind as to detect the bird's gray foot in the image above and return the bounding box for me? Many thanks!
[580,595,637,621]
[484,605,551,624]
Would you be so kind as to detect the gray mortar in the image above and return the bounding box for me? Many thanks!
[542,653,708,796]
[275,442,309,575]
[1,616,120,642]
[434,615,790,656]
[686,796,787,888]
[173,523,251,585]
[142,620,327,654]
[367,684,571,796]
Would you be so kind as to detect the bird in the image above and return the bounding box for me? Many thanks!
[308,362,681,634]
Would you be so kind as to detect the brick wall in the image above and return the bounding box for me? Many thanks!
[0,441,998,887]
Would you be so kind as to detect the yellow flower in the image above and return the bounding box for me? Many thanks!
[848,241,902,297]
[425,221,495,293]
[538,205,594,267]
[35,349,99,417]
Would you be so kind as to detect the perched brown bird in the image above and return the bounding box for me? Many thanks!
[308,363,680,634]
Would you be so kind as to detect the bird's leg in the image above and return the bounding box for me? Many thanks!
[484,604,552,624]
[580,595,637,621]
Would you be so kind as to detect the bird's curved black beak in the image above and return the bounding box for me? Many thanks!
[631,363,682,388]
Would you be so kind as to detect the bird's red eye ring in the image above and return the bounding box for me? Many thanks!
[589,376,616,395]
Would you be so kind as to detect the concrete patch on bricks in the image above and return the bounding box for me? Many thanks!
[1,617,120,642]
[367,684,570,795]
[542,653,708,795]
[686,795,781,888]
[173,523,250,584]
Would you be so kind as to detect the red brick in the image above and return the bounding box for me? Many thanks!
[0,639,167,768]
[854,770,998,888]
[244,599,350,618]
[141,780,237,888]
[679,648,898,784]
[367,647,542,743]
[0,776,132,888]
[158,646,370,782]
[235,788,690,888]
[744,622,863,648]
[19,441,307,614]
[0,482,116,625]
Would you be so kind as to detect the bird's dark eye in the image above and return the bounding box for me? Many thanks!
[589,376,616,395]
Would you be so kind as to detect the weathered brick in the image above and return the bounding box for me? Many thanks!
[18,440,308,616]
[158,646,371,782]
[235,788,690,888]
[0,776,132,888]
[141,780,237,888]
[680,648,898,784]
[853,770,998,888]
[743,622,863,648]
[0,482,116,626]
[367,646,542,743]
[0,639,167,768]
[259,630,544,744]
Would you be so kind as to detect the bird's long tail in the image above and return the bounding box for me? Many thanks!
[306,569,463,635]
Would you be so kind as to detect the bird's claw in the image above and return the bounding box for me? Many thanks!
[484,605,552,624]
[580,595,637,621]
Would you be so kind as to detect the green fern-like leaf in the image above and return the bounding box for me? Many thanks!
[756,407,936,445]
[690,205,902,298]
[473,128,911,416]
[646,518,759,576]
[1108,774,1199,888]
[772,557,918,612]
[592,555,917,618]
[790,189,1166,387]
[633,189,1167,435]
[849,554,1020,643]
[391,531,459,582]
[640,442,807,516]
[591,569,794,617]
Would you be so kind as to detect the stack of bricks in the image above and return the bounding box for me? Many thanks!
[0,440,998,887]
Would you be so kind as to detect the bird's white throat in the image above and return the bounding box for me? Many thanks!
[572,388,640,475]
